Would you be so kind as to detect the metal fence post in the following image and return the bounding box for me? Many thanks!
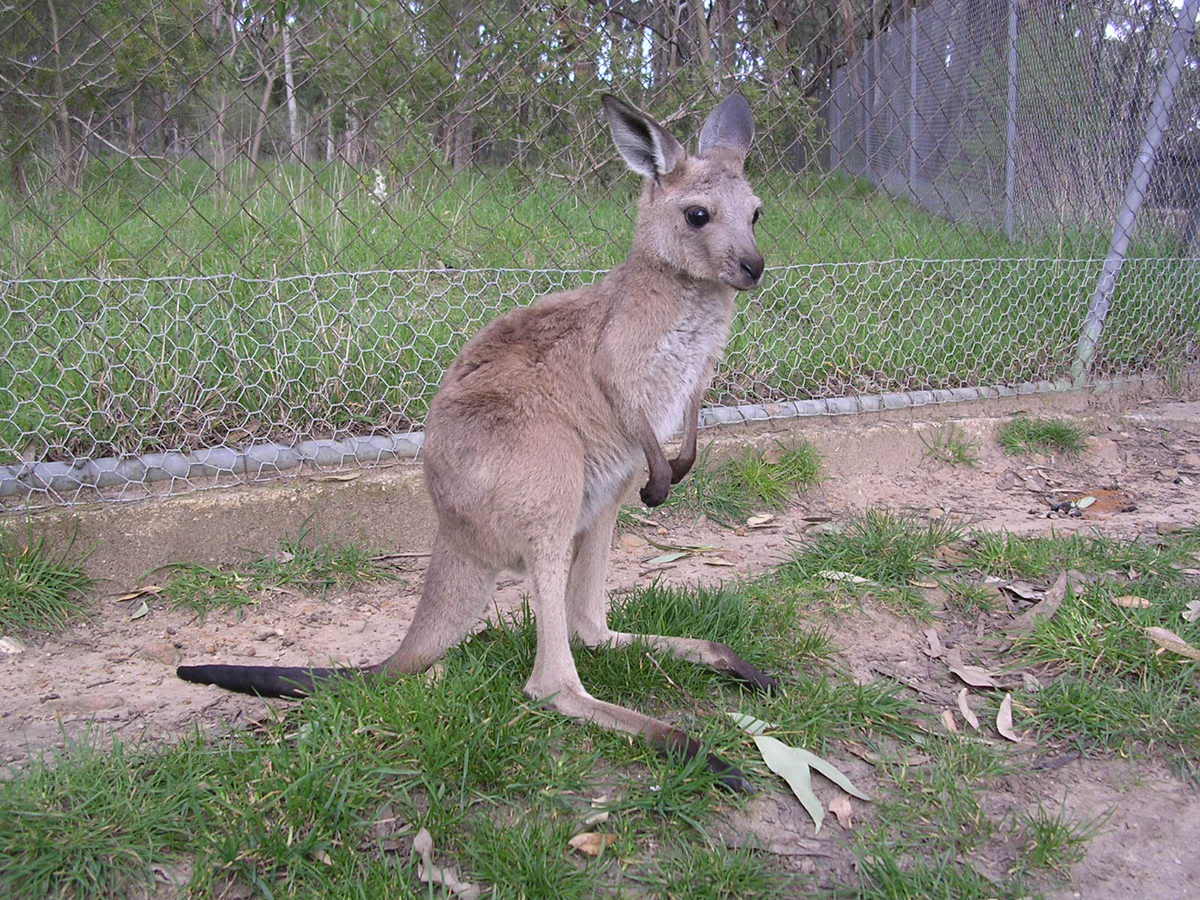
[1003,0,1018,240]
[1070,0,1200,385]
[909,10,918,191]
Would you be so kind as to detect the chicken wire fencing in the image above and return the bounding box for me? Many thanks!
[1,0,1199,510]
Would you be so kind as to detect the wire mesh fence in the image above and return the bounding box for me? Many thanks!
[2,0,1199,509]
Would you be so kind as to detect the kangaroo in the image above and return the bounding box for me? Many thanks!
[178,93,773,789]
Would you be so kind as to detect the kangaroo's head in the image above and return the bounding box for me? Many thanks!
[603,93,763,291]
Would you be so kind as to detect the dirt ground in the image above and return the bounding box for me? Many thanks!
[3,399,1199,897]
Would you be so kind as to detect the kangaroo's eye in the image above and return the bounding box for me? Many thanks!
[684,206,710,228]
[752,208,761,225]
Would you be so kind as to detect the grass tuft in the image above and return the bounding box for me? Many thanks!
[920,424,980,466]
[997,416,1086,456]
[663,442,821,525]
[785,511,962,587]
[0,530,93,633]
[158,532,395,614]
[1017,805,1103,875]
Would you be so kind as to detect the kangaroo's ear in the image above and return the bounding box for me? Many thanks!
[602,94,686,181]
[698,93,754,159]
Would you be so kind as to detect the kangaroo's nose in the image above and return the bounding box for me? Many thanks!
[740,255,764,283]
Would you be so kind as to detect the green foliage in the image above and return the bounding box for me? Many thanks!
[920,424,979,467]
[0,529,93,633]
[996,416,1087,456]
[159,532,395,614]
[664,442,822,525]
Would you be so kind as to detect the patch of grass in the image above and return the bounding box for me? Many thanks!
[997,416,1087,456]
[785,511,963,587]
[854,848,1018,899]
[0,530,93,633]
[920,424,979,466]
[966,529,1197,580]
[1016,805,1103,875]
[645,842,791,897]
[1024,677,1200,761]
[461,807,602,897]
[781,510,962,616]
[158,531,396,614]
[941,578,1002,615]
[663,442,822,526]
[867,736,1009,859]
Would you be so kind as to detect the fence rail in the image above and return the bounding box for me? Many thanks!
[2,0,1199,511]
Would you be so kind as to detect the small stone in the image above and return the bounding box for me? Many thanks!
[138,641,183,666]
[617,533,648,552]
[0,636,28,654]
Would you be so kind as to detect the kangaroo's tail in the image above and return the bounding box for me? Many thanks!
[176,664,362,698]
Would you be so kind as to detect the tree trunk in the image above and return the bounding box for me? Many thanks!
[46,0,77,188]
[282,23,302,162]
[250,70,275,166]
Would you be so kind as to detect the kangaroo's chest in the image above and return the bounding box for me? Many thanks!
[643,302,732,443]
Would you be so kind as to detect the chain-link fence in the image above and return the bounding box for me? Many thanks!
[2,0,1198,509]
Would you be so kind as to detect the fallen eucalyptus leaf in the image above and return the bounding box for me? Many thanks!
[412,828,481,899]
[1112,595,1150,609]
[1008,572,1070,635]
[746,514,776,528]
[1022,672,1043,693]
[729,712,778,735]
[1002,580,1044,602]
[582,811,609,827]
[996,693,1022,742]
[941,709,958,733]
[817,570,872,585]
[949,664,997,688]
[644,550,689,566]
[1075,495,1097,509]
[115,585,163,602]
[753,735,824,831]
[1144,626,1200,661]
[316,472,361,482]
[0,636,28,654]
[568,832,618,857]
[1184,601,1200,623]
[956,688,980,730]
[704,558,737,567]
[829,794,854,830]
[129,598,150,620]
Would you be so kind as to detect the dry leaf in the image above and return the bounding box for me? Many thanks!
[582,811,610,827]
[1144,626,1200,661]
[996,693,1022,742]
[949,664,997,688]
[1022,672,1043,693]
[941,709,958,733]
[316,472,361,482]
[644,550,690,566]
[923,628,945,658]
[829,794,854,830]
[568,833,618,857]
[115,585,163,602]
[1002,580,1044,602]
[0,636,28,654]
[704,558,737,567]
[956,688,980,730]
[412,828,482,899]
[1008,572,1070,635]
[129,598,150,620]
[1183,601,1200,623]
[910,579,939,589]
[746,514,776,528]
[818,570,872,584]
[1112,595,1150,609]
[313,850,333,865]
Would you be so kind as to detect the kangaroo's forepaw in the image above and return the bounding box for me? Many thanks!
[640,479,670,507]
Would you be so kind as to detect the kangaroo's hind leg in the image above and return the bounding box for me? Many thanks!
[373,527,497,677]
[565,499,778,693]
